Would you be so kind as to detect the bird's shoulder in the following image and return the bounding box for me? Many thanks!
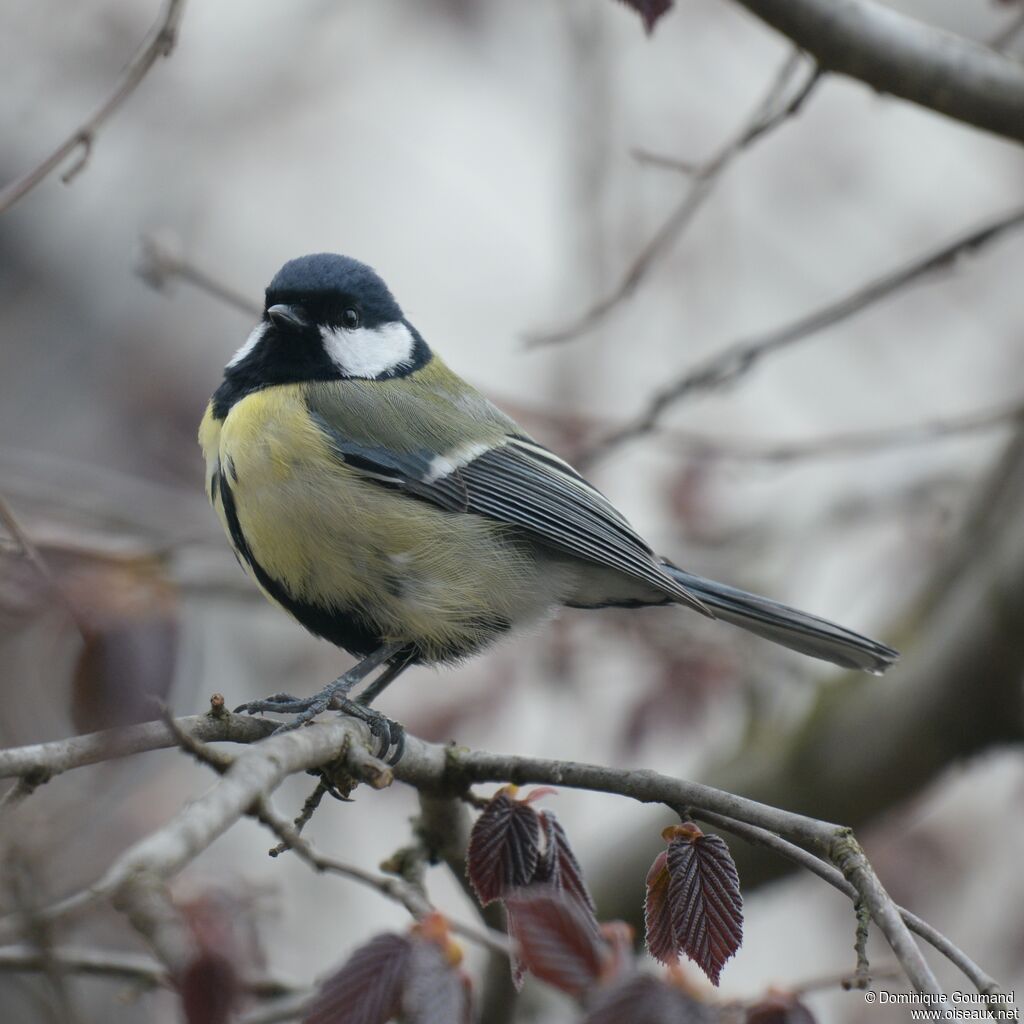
[302,356,519,456]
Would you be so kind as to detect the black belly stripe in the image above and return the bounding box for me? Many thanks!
[217,474,388,657]
[216,475,514,663]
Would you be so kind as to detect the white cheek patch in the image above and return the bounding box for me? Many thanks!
[227,322,268,368]
[320,321,415,379]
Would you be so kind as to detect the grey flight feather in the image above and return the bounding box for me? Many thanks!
[307,387,897,673]
[662,565,898,674]
[308,409,710,616]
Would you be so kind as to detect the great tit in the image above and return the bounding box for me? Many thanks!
[199,254,897,752]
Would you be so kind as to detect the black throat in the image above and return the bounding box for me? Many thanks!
[210,320,431,420]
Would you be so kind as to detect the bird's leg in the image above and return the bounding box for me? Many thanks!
[234,642,405,728]
[355,645,417,707]
[333,646,417,764]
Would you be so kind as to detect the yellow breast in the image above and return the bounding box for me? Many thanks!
[198,385,571,660]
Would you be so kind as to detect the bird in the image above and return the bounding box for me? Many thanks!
[199,253,898,759]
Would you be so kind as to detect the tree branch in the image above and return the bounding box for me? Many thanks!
[0,944,301,1000]
[137,232,260,318]
[0,0,187,216]
[524,53,821,347]
[657,397,1024,463]
[0,711,1006,1006]
[727,0,1024,144]
[581,204,1024,466]
[697,813,1006,1013]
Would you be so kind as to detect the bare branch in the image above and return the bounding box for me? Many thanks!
[659,397,1024,463]
[697,813,1008,1014]
[0,0,187,216]
[0,707,276,782]
[0,493,85,640]
[0,944,300,1000]
[581,204,1024,466]
[0,495,60,592]
[137,232,260,318]
[728,0,1024,144]
[786,964,902,996]
[525,53,821,347]
[0,713,1004,1004]
[991,8,1024,52]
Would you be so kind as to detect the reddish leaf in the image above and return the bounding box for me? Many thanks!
[536,810,597,917]
[747,992,817,1024]
[582,974,711,1024]
[599,921,637,983]
[179,951,239,1024]
[177,890,253,1024]
[614,0,674,33]
[467,790,542,905]
[401,936,473,1024]
[303,933,411,1024]
[666,824,743,985]
[644,850,676,965]
[505,886,608,997]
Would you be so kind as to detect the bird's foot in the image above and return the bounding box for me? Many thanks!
[336,699,406,765]
[233,692,325,716]
[233,684,405,763]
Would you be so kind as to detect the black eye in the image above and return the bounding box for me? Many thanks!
[342,307,361,329]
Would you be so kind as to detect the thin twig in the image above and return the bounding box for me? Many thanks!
[696,812,1008,1016]
[852,899,872,989]
[128,234,1024,471]
[0,776,48,817]
[0,495,60,590]
[0,494,85,641]
[785,963,902,996]
[661,398,1024,463]
[580,204,1024,467]
[524,54,821,347]
[0,943,299,998]
[0,0,187,215]
[991,8,1024,51]
[137,232,260,317]
[269,780,329,855]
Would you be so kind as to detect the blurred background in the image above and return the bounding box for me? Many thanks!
[2,0,1023,1020]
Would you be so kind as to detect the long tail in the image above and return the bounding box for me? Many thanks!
[662,564,898,674]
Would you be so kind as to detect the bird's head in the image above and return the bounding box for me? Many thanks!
[220,254,430,403]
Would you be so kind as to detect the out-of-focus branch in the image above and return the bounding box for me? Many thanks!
[698,814,1006,1012]
[127,235,1024,471]
[0,0,187,216]
[581,204,1024,466]
[727,0,1024,143]
[524,53,821,347]
[0,494,59,592]
[711,422,1024,835]
[0,493,85,640]
[137,232,260,318]
[0,944,301,999]
[991,8,1024,51]
[662,398,1024,463]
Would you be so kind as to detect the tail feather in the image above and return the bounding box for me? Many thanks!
[661,565,898,674]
